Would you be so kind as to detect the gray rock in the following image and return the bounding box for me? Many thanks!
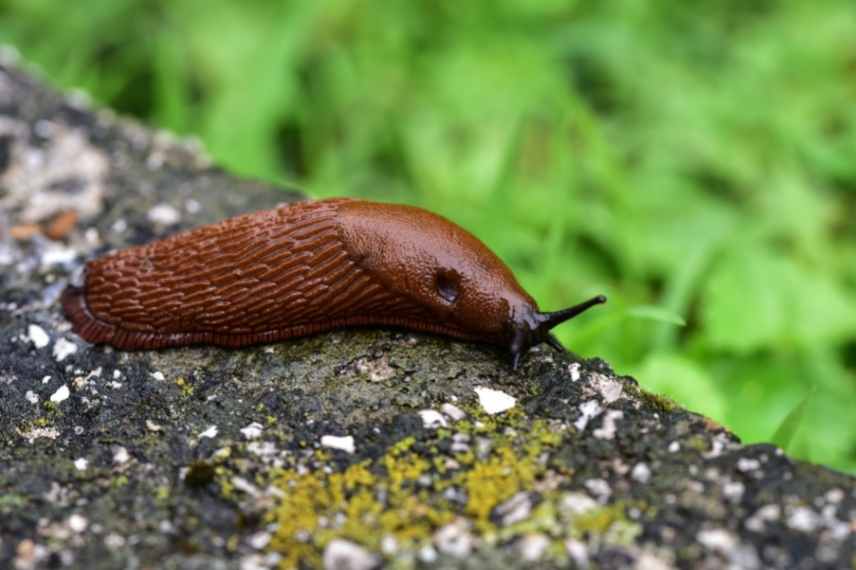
[1,56,855,570]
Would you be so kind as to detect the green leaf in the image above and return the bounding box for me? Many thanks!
[771,387,815,453]
[627,305,686,326]
[702,245,793,352]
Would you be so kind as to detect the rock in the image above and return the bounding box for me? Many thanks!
[1,57,855,570]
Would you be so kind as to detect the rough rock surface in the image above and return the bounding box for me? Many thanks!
[1,53,854,570]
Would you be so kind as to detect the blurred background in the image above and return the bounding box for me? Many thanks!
[2,1,854,473]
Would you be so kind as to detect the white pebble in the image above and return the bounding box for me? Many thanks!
[441,403,466,421]
[418,410,447,429]
[68,514,88,533]
[568,362,582,381]
[495,492,533,526]
[25,391,39,405]
[787,507,820,532]
[240,422,264,440]
[574,400,602,431]
[199,425,219,439]
[49,384,70,404]
[584,479,612,502]
[323,539,378,570]
[631,463,651,484]
[593,410,623,440]
[565,539,589,568]
[53,338,78,362]
[737,458,761,472]
[518,533,549,562]
[321,435,355,454]
[474,386,516,415]
[148,203,181,225]
[74,458,88,471]
[433,520,473,557]
[27,325,50,348]
[591,374,623,403]
[418,545,437,563]
[247,531,271,549]
[112,446,130,465]
[697,528,736,553]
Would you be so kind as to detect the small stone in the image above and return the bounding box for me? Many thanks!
[25,390,39,405]
[433,520,473,557]
[74,458,88,471]
[495,492,533,526]
[418,410,447,429]
[668,441,680,453]
[697,528,737,553]
[321,435,355,454]
[737,458,761,472]
[418,545,437,563]
[825,488,844,503]
[474,386,516,415]
[104,533,125,549]
[52,338,77,362]
[568,362,582,381]
[68,514,87,533]
[574,400,602,431]
[147,203,181,225]
[199,425,219,439]
[787,506,819,532]
[146,420,163,432]
[518,533,550,561]
[631,463,651,484]
[441,403,466,421]
[323,539,379,570]
[722,480,745,501]
[248,441,277,456]
[49,384,70,404]
[593,410,623,440]
[240,422,264,439]
[560,492,598,516]
[150,371,165,381]
[585,479,612,502]
[27,324,50,348]
[231,477,260,497]
[112,446,130,465]
[565,539,589,568]
[635,551,674,570]
[380,536,398,555]
[247,531,271,549]
[591,374,623,403]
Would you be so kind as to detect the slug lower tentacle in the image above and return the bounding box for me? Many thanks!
[61,198,606,368]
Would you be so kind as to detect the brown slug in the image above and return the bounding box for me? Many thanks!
[61,198,606,368]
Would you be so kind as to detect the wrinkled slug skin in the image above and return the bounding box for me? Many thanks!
[61,198,537,350]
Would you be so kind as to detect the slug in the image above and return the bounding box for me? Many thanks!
[61,198,606,368]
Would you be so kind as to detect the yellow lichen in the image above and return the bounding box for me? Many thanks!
[175,377,194,397]
[265,413,566,568]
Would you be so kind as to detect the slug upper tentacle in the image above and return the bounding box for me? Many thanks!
[61,198,606,368]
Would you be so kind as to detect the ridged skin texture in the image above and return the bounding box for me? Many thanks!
[62,198,538,350]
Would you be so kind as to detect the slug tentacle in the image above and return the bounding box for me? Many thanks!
[62,198,606,367]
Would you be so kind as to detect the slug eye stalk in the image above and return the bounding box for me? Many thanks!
[510,295,607,370]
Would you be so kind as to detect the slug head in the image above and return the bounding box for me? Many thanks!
[336,200,606,368]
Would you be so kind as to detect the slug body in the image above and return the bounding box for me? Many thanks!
[62,198,605,367]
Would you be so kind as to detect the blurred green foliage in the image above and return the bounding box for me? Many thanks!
[2,0,855,473]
